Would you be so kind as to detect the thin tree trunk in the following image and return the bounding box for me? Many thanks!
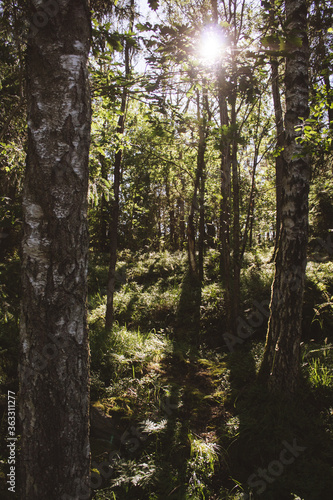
[179,173,186,250]
[240,147,258,261]
[187,209,197,275]
[217,72,232,333]
[210,0,233,331]
[105,146,122,330]
[249,206,254,249]
[240,98,265,260]
[19,1,91,498]
[258,0,310,393]
[105,0,134,330]
[268,3,286,258]
[170,207,176,249]
[99,152,110,252]
[198,170,205,282]
[166,172,175,250]
[188,92,206,277]
[324,74,333,129]
[188,166,201,277]
[270,56,285,259]
[231,91,240,323]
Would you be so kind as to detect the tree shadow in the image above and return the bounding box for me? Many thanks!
[222,345,333,499]
[174,269,202,347]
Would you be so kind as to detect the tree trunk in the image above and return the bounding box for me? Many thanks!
[99,152,110,252]
[198,170,205,282]
[178,174,186,250]
[240,147,258,261]
[268,3,286,257]
[187,209,197,275]
[166,171,176,250]
[210,0,234,335]
[188,92,206,277]
[105,145,122,330]
[19,1,91,498]
[258,0,310,394]
[230,90,240,324]
[105,0,134,330]
[324,74,333,130]
[270,56,285,258]
[217,73,232,334]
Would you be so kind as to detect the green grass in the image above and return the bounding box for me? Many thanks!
[87,248,333,499]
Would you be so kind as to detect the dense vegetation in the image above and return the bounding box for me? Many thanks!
[0,0,333,498]
[1,248,333,498]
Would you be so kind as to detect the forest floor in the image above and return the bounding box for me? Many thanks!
[1,248,333,499]
[86,248,333,500]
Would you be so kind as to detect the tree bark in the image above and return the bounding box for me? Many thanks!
[19,1,91,498]
[258,0,310,394]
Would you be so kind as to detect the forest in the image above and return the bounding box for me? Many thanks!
[0,0,333,498]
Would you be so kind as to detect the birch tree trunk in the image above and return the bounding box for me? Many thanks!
[258,0,310,393]
[19,1,91,498]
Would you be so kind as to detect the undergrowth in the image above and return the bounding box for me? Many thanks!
[0,248,332,498]
[87,249,333,500]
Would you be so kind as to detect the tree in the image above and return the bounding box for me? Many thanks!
[188,88,209,279]
[258,0,310,393]
[105,0,136,330]
[19,1,91,498]
[265,1,286,257]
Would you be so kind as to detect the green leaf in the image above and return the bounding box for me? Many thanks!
[148,0,159,11]
[261,35,279,48]
[289,35,303,48]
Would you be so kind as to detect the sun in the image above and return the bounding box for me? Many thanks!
[199,28,225,64]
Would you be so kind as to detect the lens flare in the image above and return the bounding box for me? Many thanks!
[199,28,224,64]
